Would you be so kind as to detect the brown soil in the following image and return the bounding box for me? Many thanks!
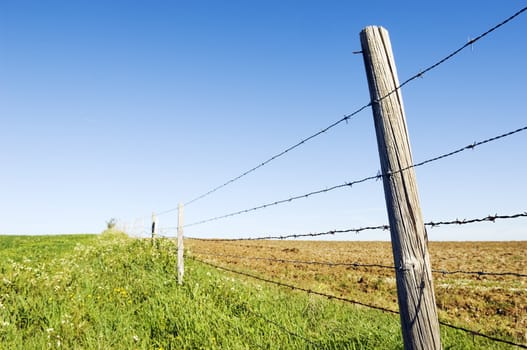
[186,239,527,343]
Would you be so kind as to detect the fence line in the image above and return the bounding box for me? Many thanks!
[182,126,527,228]
[193,257,527,349]
[146,7,527,349]
[190,251,527,278]
[155,5,527,216]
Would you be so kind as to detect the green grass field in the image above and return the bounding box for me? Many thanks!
[0,233,518,349]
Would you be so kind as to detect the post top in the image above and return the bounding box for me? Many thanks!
[360,25,388,35]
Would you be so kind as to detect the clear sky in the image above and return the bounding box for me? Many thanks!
[1,1,526,241]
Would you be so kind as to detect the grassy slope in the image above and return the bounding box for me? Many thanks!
[0,234,515,349]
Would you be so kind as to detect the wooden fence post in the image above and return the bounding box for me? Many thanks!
[151,212,157,241]
[360,26,442,350]
[177,203,184,285]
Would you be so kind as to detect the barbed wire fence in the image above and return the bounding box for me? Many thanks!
[134,5,527,349]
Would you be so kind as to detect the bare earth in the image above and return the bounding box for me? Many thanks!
[186,240,527,343]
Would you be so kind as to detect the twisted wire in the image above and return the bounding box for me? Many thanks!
[183,211,527,240]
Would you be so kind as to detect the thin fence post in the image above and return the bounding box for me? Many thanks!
[151,212,158,241]
[360,26,442,350]
[177,203,184,285]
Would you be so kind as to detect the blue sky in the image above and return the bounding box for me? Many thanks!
[1,1,526,240]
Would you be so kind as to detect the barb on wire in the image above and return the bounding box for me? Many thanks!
[191,251,527,278]
[395,5,527,94]
[157,6,527,216]
[193,257,527,349]
[184,122,527,228]
[404,126,527,171]
[427,212,527,228]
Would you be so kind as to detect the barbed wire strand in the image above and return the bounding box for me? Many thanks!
[186,224,390,240]
[191,257,399,315]
[181,212,527,240]
[438,321,527,349]
[193,257,527,349]
[157,6,527,216]
[213,307,267,350]
[192,255,318,347]
[183,126,527,227]
[192,251,394,270]
[433,269,527,278]
[190,251,527,278]
[245,307,319,346]
[426,212,527,228]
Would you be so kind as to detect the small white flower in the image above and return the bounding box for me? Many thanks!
[132,335,139,342]
[46,328,54,333]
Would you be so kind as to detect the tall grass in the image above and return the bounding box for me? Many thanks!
[0,233,515,349]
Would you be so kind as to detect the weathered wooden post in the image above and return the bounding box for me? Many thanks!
[177,203,184,285]
[360,26,442,350]
[151,212,158,241]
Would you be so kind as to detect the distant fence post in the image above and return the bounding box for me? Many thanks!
[360,26,442,350]
[177,203,184,285]
[151,212,158,241]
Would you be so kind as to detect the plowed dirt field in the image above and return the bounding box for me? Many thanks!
[187,240,527,343]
